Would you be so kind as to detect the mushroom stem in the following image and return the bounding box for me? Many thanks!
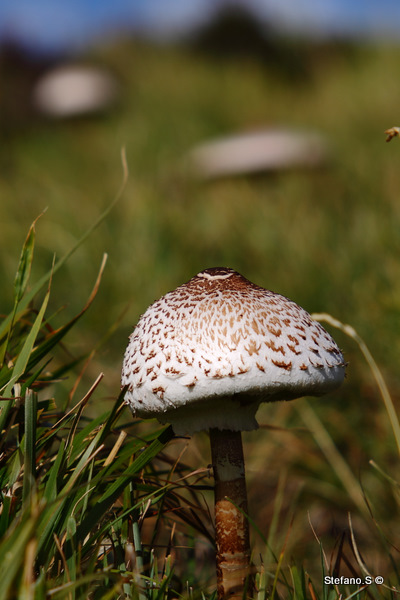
[210,428,251,599]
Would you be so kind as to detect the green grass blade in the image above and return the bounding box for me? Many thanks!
[24,254,107,388]
[36,427,106,562]
[0,493,12,538]
[23,388,38,503]
[20,358,53,394]
[99,425,174,504]
[43,439,66,504]
[75,425,174,546]
[0,285,50,434]
[0,217,37,369]
[14,218,37,304]
[0,507,37,597]
[66,515,77,593]
[3,287,50,396]
[255,564,267,600]
[0,254,106,442]
[290,565,307,600]
[0,149,128,342]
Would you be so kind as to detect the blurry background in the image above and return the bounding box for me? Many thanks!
[1,0,400,588]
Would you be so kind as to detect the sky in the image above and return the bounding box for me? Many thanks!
[1,0,400,57]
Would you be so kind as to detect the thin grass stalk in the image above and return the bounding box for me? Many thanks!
[269,518,293,600]
[308,515,344,600]
[149,549,157,600]
[97,426,174,506]
[266,469,287,558]
[296,399,367,517]
[259,473,295,595]
[348,514,381,600]
[110,525,133,600]
[312,313,400,457]
[23,388,38,503]
[104,430,127,467]
[269,544,285,600]
[66,516,77,597]
[369,460,400,488]
[43,439,66,504]
[307,578,318,600]
[53,533,73,600]
[131,514,146,600]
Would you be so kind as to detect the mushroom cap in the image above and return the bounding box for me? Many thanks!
[187,128,328,179]
[32,65,118,118]
[121,268,345,434]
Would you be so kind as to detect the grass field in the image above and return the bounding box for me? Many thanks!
[1,35,400,598]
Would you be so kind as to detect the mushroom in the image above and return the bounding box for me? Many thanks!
[186,128,329,179]
[121,267,346,598]
[32,64,118,119]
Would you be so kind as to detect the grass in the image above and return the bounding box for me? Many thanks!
[1,35,400,597]
[0,223,202,597]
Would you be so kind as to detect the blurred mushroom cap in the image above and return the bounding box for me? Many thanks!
[187,128,329,178]
[32,64,118,118]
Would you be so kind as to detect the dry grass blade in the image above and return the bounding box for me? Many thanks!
[52,372,104,430]
[104,430,127,467]
[270,517,294,600]
[348,513,399,596]
[53,533,72,591]
[348,513,371,580]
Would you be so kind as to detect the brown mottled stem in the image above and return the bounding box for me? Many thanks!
[210,428,251,599]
